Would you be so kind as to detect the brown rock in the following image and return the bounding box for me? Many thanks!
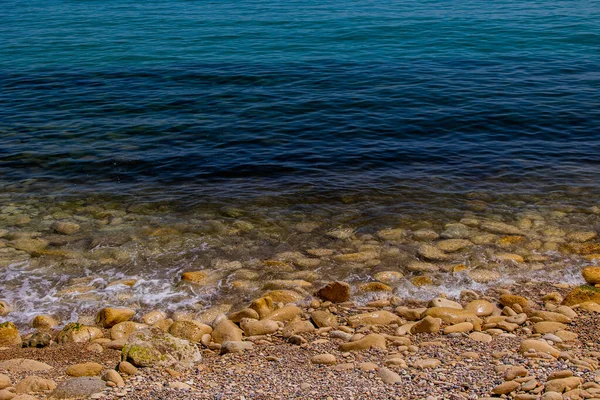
[168,320,212,343]
[519,339,559,357]
[66,362,103,377]
[240,319,279,336]
[504,366,528,380]
[249,297,275,319]
[102,370,124,387]
[582,266,600,285]
[533,321,567,334]
[544,377,583,393]
[262,290,304,304]
[282,320,315,338]
[211,319,243,344]
[310,354,336,365]
[499,294,529,308]
[141,310,166,326]
[110,321,146,340]
[265,305,302,322]
[469,332,492,343]
[492,381,520,395]
[464,300,495,317]
[0,375,11,390]
[410,316,441,334]
[310,310,338,328]
[15,376,56,393]
[338,334,386,351]
[0,359,52,373]
[57,323,103,344]
[348,311,401,327]
[96,308,135,328]
[422,307,482,329]
[378,367,402,384]
[31,315,58,330]
[228,308,259,323]
[181,271,208,284]
[118,361,138,375]
[563,285,600,306]
[51,221,80,235]
[0,322,21,347]
[443,322,473,334]
[316,281,351,303]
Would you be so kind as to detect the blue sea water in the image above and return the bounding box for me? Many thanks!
[1,0,600,205]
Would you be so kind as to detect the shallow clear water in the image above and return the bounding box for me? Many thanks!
[1,0,600,326]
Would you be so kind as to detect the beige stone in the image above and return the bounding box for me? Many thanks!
[436,239,472,252]
[422,308,481,329]
[228,308,259,323]
[417,244,448,261]
[282,320,315,337]
[15,376,56,394]
[0,322,21,347]
[410,316,441,334]
[519,339,559,357]
[141,310,167,326]
[412,358,441,369]
[110,321,146,340]
[338,334,386,351]
[348,311,401,327]
[504,366,528,380]
[57,323,103,344]
[96,307,135,328]
[332,251,378,263]
[443,322,473,334]
[428,297,462,309]
[316,281,351,303]
[168,320,212,342]
[0,359,52,373]
[311,310,338,328]
[464,300,495,317]
[499,294,529,308]
[31,315,58,330]
[532,321,567,334]
[240,319,279,336]
[0,375,10,390]
[492,381,520,395]
[66,362,103,377]
[211,319,243,344]
[377,367,402,384]
[249,297,275,319]
[531,311,572,323]
[265,305,302,322]
[468,332,492,343]
[262,290,304,304]
[310,354,336,365]
[118,361,138,375]
[544,377,583,393]
[102,370,124,387]
[582,266,600,284]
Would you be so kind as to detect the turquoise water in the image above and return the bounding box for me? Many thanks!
[1,0,600,203]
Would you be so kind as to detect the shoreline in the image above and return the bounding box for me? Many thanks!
[1,276,600,399]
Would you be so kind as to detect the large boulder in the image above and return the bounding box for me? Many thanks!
[121,328,201,370]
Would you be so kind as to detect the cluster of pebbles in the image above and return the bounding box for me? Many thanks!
[2,197,600,326]
[2,266,600,399]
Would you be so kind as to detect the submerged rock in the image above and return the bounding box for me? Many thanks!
[316,281,351,303]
